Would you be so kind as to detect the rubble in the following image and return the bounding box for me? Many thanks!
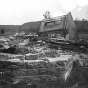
[0,12,88,88]
[0,34,87,88]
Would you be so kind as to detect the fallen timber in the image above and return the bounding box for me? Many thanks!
[40,37,88,53]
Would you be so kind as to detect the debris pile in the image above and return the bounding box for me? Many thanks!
[0,12,88,88]
[0,34,73,87]
[0,34,87,88]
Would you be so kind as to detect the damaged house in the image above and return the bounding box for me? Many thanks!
[39,12,79,42]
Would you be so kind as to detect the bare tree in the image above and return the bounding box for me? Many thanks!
[43,10,51,19]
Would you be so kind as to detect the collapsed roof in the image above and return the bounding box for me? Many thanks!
[39,12,79,42]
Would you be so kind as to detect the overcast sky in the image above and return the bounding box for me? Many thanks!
[0,0,88,25]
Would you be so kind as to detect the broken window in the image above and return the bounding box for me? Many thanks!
[45,21,55,27]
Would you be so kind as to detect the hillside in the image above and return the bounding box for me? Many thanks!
[0,25,20,29]
[21,20,88,33]
[22,21,41,28]
[0,20,88,35]
[0,25,20,35]
[22,21,88,30]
